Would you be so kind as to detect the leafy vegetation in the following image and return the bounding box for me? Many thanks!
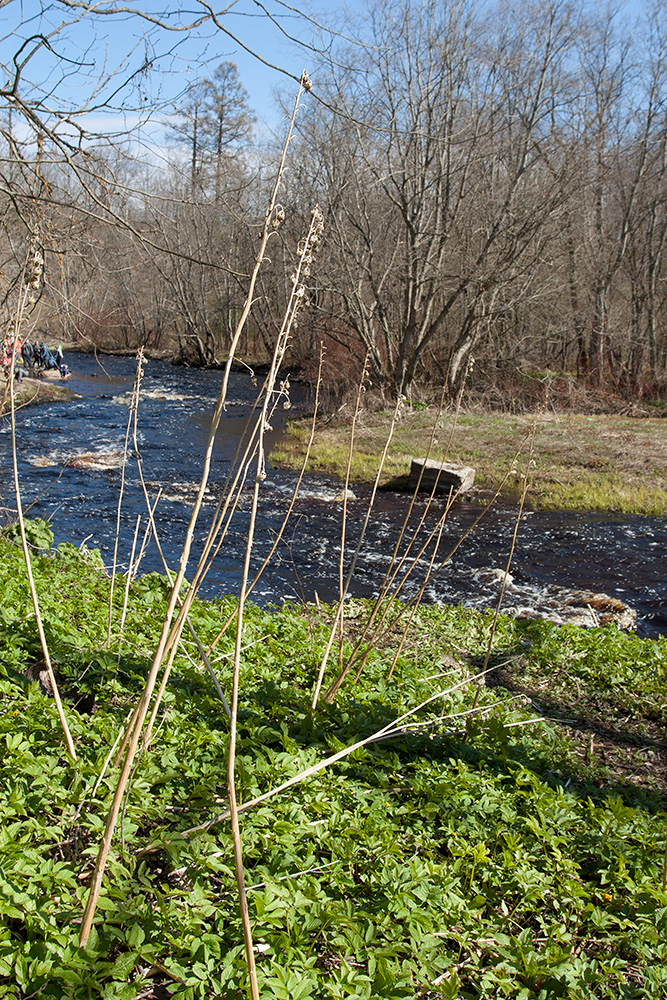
[0,527,666,998]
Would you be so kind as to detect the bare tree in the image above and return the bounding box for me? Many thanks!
[297,0,580,399]
[169,62,255,203]
[0,2,286,349]
[204,62,255,204]
[619,2,667,385]
[168,80,212,196]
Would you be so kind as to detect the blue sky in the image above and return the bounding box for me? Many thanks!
[0,0,649,151]
[0,0,366,145]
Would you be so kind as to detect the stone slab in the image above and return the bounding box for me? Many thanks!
[409,457,476,494]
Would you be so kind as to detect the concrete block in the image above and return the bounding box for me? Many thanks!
[409,457,475,494]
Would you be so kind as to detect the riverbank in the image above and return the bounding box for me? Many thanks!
[0,374,77,415]
[271,408,667,516]
[0,525,665,998]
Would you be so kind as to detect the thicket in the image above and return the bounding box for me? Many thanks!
[2,1,667,402]
[0,523,666,999]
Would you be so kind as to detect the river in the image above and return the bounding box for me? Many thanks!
[2,353,665,638]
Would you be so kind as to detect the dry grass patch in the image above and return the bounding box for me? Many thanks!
[271,409,667,515]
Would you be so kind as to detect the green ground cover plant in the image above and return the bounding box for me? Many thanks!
[270,412,667,516]
[0,528,666,998]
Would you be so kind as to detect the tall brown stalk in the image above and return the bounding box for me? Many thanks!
[200,344,326,663]
[107,353,144,647]
[469,428,536,716]
[7,256,76,760]
[338,358,367,670]
[117,515,141,659]
[132,420,231,717]
[179,661,515,841]
[326,464,522,703]
[311,381,405,709]
[215,201,325,1000]
[138,363,305,748]
[78,75,313,950]
[329,361,470,692]
[385,516,447,683]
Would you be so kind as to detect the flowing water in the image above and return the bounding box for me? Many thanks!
[2,354,665,637]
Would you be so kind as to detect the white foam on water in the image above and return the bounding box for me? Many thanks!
[454,565,637,629]
[27,447,124,471]
[159,481,213,504]
[112,388,247,407]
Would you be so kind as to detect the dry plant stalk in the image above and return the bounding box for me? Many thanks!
[338,358,368,670]
[200,343,326,663]
[342,417,537,695]
[141,502,231,717]
[345,485,460,688]
[7,249,76,761]
[385,515,447,683]
[179,661,514,841]
[470,427,536,716]
[333,463,522,699]
[78,77,316,966]
[138,365,297,745]
[361,382,450,630]
[116,515,141,659]
[129,383,231,718]
[140,207,325,746]
[327,360,469,692]
[220,201,326,1000]
[311,378,406,708]
[107,352,144,646]
[135,340,295,716]
[172,368,291,616]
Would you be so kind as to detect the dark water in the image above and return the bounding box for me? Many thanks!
[2,354,665,637]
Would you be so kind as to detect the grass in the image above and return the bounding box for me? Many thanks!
[0,525,666,998]
[270,410,667,516]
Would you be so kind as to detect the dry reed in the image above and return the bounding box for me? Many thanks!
[7,252,76,760]
[78,79,318,1000]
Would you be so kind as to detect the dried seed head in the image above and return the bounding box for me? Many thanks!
[272,205,285,229]
[310,204,324,242]
[279,376,292,409]
[301,70,313,92]
[24,236,44,301]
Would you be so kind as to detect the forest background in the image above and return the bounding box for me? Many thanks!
[2,0,667,409]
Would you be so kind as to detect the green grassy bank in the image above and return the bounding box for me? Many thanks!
[1,525,666,998]
[270,410,667,516]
